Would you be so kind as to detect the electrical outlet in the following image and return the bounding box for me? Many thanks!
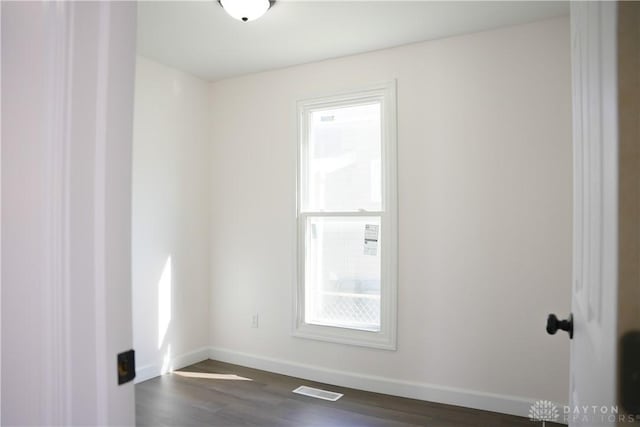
[251,313,259,328]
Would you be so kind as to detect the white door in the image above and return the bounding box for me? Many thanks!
[567,2,619,425]
[1,1,137,425]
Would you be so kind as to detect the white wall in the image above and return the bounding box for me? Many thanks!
[1,4,49,425]
[208,17,572,413]
[2,5,52,422]
[132,57,211,381]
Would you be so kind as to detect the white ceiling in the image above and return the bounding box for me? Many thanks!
[137,1,569,82]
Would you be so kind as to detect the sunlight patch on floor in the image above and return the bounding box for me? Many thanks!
[173,371,253,381]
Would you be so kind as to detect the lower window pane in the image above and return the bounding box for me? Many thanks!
[304,216,381,331]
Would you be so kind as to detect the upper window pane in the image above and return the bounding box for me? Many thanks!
[304,102,381,211]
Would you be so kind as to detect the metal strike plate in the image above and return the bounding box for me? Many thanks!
[117,349,136,385]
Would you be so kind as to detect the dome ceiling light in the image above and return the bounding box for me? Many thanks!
[219,0,272,23]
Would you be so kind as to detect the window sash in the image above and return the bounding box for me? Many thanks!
[301,213,383,331]
[299,97,388,214]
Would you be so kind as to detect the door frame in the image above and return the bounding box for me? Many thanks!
[1,2,137,425]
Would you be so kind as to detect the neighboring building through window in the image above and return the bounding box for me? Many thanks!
[295,82,398,350]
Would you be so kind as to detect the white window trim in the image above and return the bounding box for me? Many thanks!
[293,81,398,350]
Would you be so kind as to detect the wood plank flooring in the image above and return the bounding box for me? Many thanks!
[135,359,562,427]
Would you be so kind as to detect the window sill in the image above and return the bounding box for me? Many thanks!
[293,321,397,350]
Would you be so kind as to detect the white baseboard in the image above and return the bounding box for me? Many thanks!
[134,363,159,384]
[134,346,210,384]
[208,346,564,421]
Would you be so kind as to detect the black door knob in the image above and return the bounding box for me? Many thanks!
[546,313,573,339]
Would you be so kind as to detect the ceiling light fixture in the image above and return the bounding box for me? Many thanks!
[219,0,272,23]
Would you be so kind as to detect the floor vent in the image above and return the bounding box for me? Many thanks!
[292,385,343,401]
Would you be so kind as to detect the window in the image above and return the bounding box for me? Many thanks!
[294,82,397,350]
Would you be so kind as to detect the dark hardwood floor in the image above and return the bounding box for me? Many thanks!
[135,359,562,427]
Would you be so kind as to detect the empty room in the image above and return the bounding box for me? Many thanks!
[2,1,638,426]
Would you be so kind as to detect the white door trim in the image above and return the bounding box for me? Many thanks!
[568,2,619,425]
[1,2,137,424]
[42,3,74,423]
[93,3,111,423]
